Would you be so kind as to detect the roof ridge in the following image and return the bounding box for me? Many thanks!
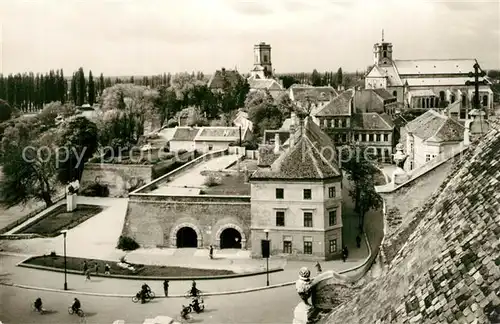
[394,58,476,62]
[304,137,324,178]
[378,113,393,129]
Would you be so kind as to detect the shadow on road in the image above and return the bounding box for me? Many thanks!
[83,311,97,317]
[202,308,217,314]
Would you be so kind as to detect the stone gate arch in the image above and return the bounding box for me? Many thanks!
[170,222,202,248]
[215,224,247,249]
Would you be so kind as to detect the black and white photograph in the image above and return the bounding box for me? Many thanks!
[0,0,499,323]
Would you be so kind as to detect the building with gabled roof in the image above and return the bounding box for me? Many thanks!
[321,119,500,324]
[207,68,244,92]
[401,109,465,171]
[247,78,284,98]
[365,36,493,119]
[168,126,251,153]
[250,116,343,260]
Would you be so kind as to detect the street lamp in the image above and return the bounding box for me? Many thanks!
[263,229,270,286]
[61,229,68,290]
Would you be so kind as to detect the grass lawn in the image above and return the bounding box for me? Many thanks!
[202,173,250,196]
[24,255,235,277]
[16,205,104,237]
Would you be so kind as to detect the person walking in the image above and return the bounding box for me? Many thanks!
[209,245,214,260]
[104,263,111,275]
[94,263,99,275]
[82,260,88,275]
[356,235,362,248]
[163,280,169,297]
[342,246,349,262]
[315,262,322,274]
[85,268,91,281]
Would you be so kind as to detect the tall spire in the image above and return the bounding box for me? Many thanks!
[382,29,384,42]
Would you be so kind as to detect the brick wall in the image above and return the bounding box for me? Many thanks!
[81,163,153,197]
[123,194,251,248]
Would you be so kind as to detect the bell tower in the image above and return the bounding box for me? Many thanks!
[373,30,393,66]
[252,42,273,78]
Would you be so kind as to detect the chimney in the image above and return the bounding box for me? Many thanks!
[464,120,471,146]
[274,133,280,153]
[221,67,226,73]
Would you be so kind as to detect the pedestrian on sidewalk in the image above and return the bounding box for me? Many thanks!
[342,246,349,262]
[209,245,214,259]
[85,268,91,281]
[356,235,362,248]
[104,263,111,275]
[82,260,88,275]
[94,263,99,275]
[163,280,169,297]
[315,262,322,274]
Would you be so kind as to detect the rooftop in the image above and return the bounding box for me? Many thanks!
[171,127,200,141]
[405,109,464,142]
[351,113,394,131]
[394,59,478,75]
[325,120,500,324]
[195,126,246,142]
[315,89,354,117]
[251,117,341,180]
[207,69,244,89]
[290,86,338,102]
[248,78,283,90]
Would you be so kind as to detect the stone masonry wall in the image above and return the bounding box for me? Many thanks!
[81,163,153,197]
[123,195,251,249]
[380,155,460,264]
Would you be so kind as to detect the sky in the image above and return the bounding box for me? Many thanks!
[0,0,499,76]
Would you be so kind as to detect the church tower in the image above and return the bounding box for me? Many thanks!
[373,30,393,66]
[250,42,273,79]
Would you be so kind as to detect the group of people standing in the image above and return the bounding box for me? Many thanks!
[82,260,111,281]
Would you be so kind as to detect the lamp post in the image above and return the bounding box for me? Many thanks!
[264,229,270,286]
[61,229,68,290]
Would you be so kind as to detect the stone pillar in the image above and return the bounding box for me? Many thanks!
[66,194,77,212]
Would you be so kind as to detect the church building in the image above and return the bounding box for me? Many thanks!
[364,33,493,120]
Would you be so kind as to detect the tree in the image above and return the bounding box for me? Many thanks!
[275,92,295,116]
[311,69,322,86]
[156,86,180,126]
[70,73,77,105]
[99,73,105,95]
[0,99,13,123]
[279,75,299,89]
[88,70,95,106]
[57,116,99,183]
[247,90,283,136]
[341,144,382,231]
[336,67,343,87]
[37,101,78,131]
[75,67,86,106]
[0,120,58,207]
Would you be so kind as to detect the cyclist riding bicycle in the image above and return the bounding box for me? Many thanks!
[71,298,81,313]
[189,281,201,298]
[141,283,151,303]
[34,297,43,312]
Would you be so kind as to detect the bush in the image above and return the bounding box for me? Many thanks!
[178,149,187,155]
[166,120,179,128]
[81,183,110,197]
[204,175,219,187]
[117,235,140,251]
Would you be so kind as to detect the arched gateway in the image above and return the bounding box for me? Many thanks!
[215,224,246,249]
[170,223,202,248]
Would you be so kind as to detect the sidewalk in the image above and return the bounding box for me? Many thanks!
[0,247,368,297]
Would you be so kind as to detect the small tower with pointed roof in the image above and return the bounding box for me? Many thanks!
[373,29,393,66]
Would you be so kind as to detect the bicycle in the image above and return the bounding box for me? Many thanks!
[132,290,155,303]
[30,302,45,314]
[68,306,85,317]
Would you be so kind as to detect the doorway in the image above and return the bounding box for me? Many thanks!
[176,227,198,248]
[220,228,242,249]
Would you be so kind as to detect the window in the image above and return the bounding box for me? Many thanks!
[304,237,313,254]
[283,236,292,254]
[275,188,284,199]
[483,95,488,107]
[341,119,347,128]
[342,134,347,143]
[329,209,337,226]
[329,239,337,253]
[362,134,367,142]
[376,134,381,142]
[303,212,313,227]
[425,154,431,162]
[376,148,382,156]
[369,134,374,142]
[410,161,414,169]
[276,211,285,227]
[303,189,311,200]
[263,54,268,63]
[392,91,397,98]
[328,187,336,198]
[383,134,389,142]
[208,144,213,150]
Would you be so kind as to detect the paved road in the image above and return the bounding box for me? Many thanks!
[0,284,297,324]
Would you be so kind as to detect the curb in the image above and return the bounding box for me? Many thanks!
[0,280,295,298]
[17,258,284,281]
